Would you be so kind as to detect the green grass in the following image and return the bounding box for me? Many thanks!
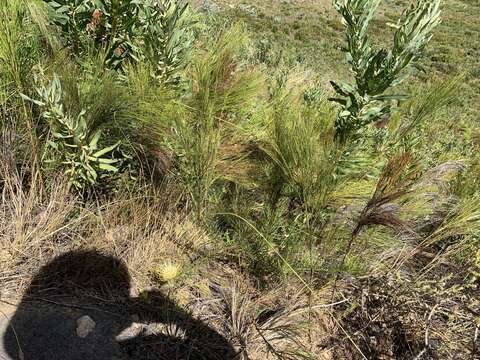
[2,1,480,358]
[213,0,479,123]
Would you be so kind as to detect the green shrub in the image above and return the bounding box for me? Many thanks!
[45,0,194,77]
[21,72,122,191]
[167,25,263,216]
[330,0,441,141]
[46,0,143,68]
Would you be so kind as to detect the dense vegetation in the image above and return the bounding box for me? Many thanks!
[1,0,479,358]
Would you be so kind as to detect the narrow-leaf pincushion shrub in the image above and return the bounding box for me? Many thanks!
[141,0,194,85]
[330,0,441,141]
[21,73,121,191]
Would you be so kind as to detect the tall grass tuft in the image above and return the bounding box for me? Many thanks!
[169,24,263,216]
[0,0,46,179]
[263,77,338,212]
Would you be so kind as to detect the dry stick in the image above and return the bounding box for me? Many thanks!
[305,298,350,311]
[330,230,357,302]
[283,299,350,318]
[413,304,438,360]
[473,325,479,355]
[307,215,315,354]
[10,296,123,318]
[254,323,286,360]
[0,307,23,359]
[20,100,43,196]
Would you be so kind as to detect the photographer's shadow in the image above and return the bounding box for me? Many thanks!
[3,250,236,360]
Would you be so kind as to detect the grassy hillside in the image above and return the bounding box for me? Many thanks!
[205,0,479,139]
[1,0,479,359]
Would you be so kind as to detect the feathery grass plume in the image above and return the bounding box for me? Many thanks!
[119,60,180,180]
[190,23,263,117]
[352,151,421,237]
[413,195,480,271]
[355,155,477,273]
[396,75,462,138]
[262,72,338,212]
[121,59,177,133]
[171,24,263,216]
[330,0,441,141]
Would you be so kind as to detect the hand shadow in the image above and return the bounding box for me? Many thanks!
[2,250,236,360]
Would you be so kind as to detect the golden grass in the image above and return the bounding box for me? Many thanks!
[0,158,325,359]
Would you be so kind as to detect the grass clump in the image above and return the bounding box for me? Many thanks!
[1,0,479,359]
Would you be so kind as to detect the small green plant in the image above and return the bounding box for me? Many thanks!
[46,0,143,69]
[141,0,194,84]
[264,82,338,211]
[21,73,120,191]
[167,25,262,216]
[330,0,441,141]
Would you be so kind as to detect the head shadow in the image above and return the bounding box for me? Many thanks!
[3,250,236,360]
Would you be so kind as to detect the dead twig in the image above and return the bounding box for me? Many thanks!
[0,307,23,360]
[414,303,438,360]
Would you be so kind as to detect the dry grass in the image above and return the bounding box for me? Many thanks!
[0,130,78,294]
[332,273,479,359]
[0,139,325,359]
[188,277,324,359]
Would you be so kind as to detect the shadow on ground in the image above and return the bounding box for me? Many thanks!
[1,250,236,360]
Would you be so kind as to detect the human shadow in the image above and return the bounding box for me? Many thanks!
[3,250,236,360]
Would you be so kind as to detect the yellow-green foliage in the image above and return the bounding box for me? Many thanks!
[1,2,480,358]
[263,78,338,211]
[170,24,264,215]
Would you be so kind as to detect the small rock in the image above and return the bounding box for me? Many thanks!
[202,0,219,14]
[129,286,139,298]
[76,315,96,338]
[238,4,257,17]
